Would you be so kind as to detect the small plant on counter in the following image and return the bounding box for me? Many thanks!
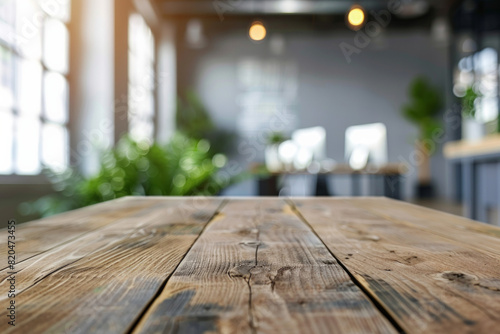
[461,86,482,120]
[460,85,486,140]
[264,132,289,173]
[266,132,288,146]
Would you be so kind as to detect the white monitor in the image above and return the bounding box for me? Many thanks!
[292,127,326,162]
[345,123,388,169]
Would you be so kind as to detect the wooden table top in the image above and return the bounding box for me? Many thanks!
[2,197,500,334]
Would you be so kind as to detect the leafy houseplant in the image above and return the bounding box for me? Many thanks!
[402,76,442,198]
[23,134,235,218]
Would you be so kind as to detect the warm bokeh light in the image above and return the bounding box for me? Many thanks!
[347,7,365,29]
[249,22,267,41]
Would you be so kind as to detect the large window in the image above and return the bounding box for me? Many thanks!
[0,0,70,175]
[128,13,155,143]
[454,47,499,123]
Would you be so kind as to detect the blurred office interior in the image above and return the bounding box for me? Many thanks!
[1,0,500,225]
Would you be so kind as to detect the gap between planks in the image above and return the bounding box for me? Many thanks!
[0,197,224,333]
[132,198,398,334]
[286,199,406,334]
[289,198,500,334]
[125,199,229,334]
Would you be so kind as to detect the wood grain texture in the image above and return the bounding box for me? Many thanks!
[134,199,396,334]
[0,197,222,334]
[291,198,500,334]
[0,197,161,265]
[355,197,500,257]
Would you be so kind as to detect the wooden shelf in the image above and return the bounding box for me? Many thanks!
[444,134,500,159]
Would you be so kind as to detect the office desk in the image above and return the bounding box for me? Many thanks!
[444,135,500,224]
[254,163,405,199]
[3,197,500,333]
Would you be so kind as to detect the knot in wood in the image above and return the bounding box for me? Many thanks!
[440,271,479,285]
[240,241,262,248]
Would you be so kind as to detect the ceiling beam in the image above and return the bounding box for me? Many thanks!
[160,0,389,16]
[134,0,162,28]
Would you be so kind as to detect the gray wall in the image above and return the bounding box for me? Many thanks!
[177,26,449,199]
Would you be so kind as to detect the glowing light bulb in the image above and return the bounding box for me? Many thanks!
[249,22,266,41]
[347,6,365,29]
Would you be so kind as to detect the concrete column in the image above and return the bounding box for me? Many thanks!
[114,0,133,143]
[69,0,114,176]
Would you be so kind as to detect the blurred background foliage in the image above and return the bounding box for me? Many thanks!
[22,134,243,218]
[21,91,247,218]
[22,92,247,218]
[176,89,236,154]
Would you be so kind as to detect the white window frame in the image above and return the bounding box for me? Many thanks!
[0,0,71,177]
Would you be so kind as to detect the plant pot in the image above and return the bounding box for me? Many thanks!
[462,118,485,142]
[265,145,282,173]
[414,141,435,199]
[416,141,431,185]
[416,182,434,199]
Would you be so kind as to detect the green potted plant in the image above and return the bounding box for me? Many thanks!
[22,134,239,218]
[265,132,288,172]
[402,76,442,198]
[461,85,484,141]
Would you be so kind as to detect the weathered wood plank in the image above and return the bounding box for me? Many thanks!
[134,199,397,334]
[291,198,500,334]
[0,197,162,264]
[354,197,500,256]
[0,197,222,334]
